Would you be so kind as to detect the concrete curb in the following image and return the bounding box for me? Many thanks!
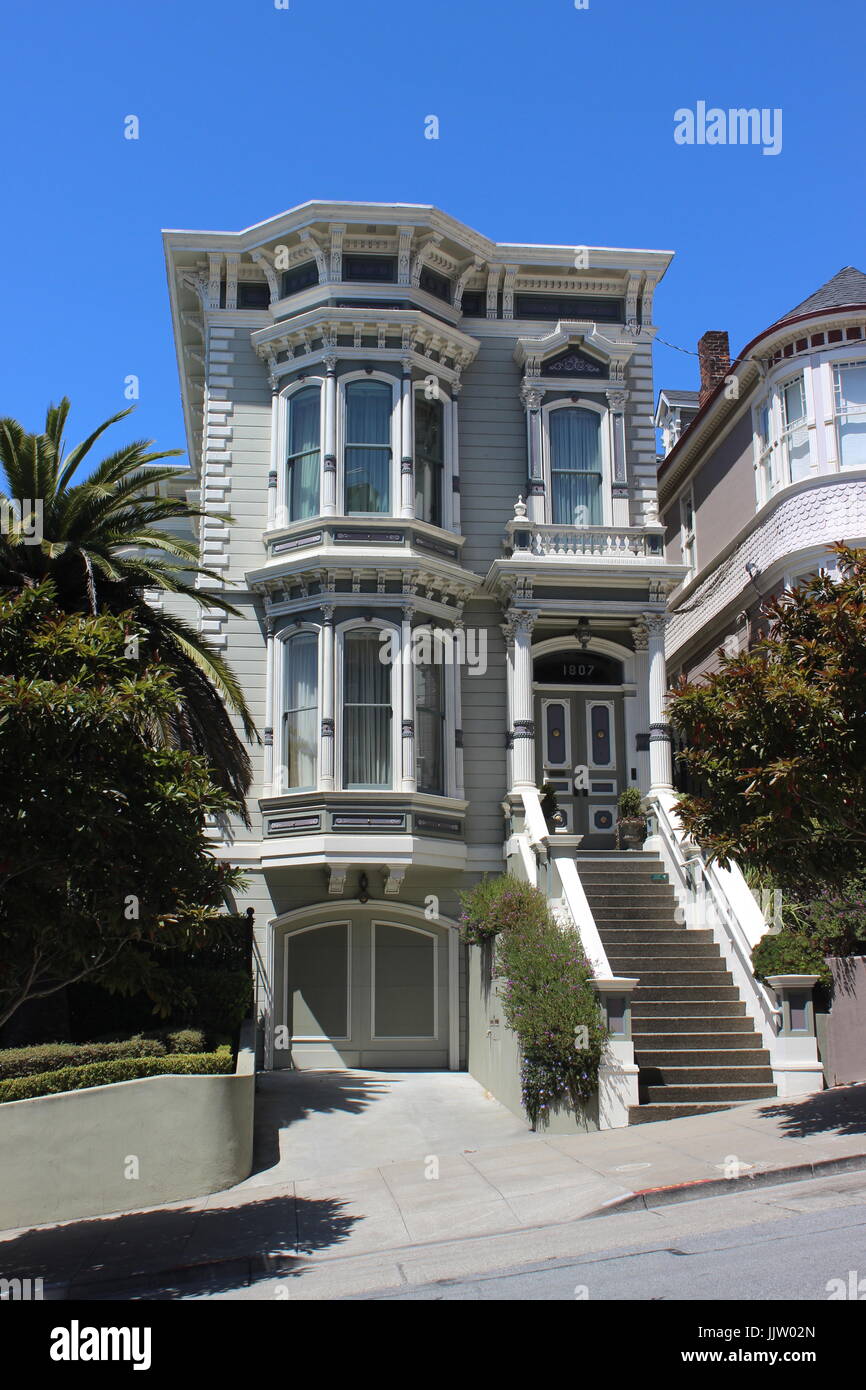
[584,1150,866,1217]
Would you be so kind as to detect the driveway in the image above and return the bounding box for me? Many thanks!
[243,1069,540,1186]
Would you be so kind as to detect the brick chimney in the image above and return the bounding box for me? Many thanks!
[697,331,731,405]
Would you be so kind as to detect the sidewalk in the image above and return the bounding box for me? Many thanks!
[2,1079,865,1300]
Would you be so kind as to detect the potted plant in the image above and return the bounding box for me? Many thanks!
[616,787,646,850]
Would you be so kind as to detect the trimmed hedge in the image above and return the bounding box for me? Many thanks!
[0,1048,233,1104]
[0,1036,166,1080]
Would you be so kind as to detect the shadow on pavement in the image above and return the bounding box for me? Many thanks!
[758,1082,866,1138]
[251,1069,395,1174]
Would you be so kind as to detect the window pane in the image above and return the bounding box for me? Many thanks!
[416,659,444,794]
[783,377,805,425]
[287,387,320,521]
[550,408,602,525]
[344,629,391,788]
[415,396,444,525]
[284,633,318,789]
[345,381,392,513]
[836,365,866,468]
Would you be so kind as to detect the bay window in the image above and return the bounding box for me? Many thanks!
[343,628,392,788]
[286,386,321,521]
[781,375,810,482]
[834,362,866,468]
[415,395,444,526]
[282,631,318,790]
[550,407,602,526]
[344,380,392,513]
[415,657,445,794]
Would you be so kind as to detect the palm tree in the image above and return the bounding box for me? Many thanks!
[0,398,256,813]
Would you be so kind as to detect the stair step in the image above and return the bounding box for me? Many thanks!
[632,1014,753,1032]
[593,908,679,922]
[628,1102,748,1124]
[633,985,742,1002]
[634,1034,765,1051]
[637,1064,773,1083]
[599,929,711,944]
[642,1083,777,1102]
[604,943,721,959]
[632,999,747,1017]
[583,887,677,903]
[619,970,733,987]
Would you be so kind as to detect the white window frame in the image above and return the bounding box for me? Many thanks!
[274,622,322,794]
[833,358,866,470]
[411,623,455,798]
[412,381,456,531]
[338,370,401,518]
[679,486,696,577]
[336,617,402,791]
[541,397,613,528]
[275,377,325,530]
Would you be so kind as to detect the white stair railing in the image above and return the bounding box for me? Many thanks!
[646,789,824,1097]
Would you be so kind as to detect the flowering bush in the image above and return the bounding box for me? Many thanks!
[461,875,607,1127]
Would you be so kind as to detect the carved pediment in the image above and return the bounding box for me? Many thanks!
[541,345,606,377]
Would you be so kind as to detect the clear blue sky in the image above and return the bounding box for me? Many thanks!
[1,0,863,468]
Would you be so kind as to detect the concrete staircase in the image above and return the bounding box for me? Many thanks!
[576,850,776,1124]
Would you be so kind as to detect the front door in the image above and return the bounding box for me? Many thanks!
[536,688,625,847]
[282,914,451,1069]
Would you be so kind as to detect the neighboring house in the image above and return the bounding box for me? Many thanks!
[657,268,866,686]
[161,203,821,1122]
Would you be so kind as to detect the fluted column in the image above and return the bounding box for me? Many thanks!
[401,362,415,518]
[268,379,280,527]
[509,608,537,791]
[320,605,336,790]
[521,385,545,524]
[264,616,275,793]
[630,620,651,793]
[452,617,465,797]
[450,385,461,533]
[607,390,630,527]
[323,356,338,516]
[645,613,673,792]
[401,605,417,791]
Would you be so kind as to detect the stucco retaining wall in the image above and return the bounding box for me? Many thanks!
[0,1020,256,1232]
[822,958,866,1086]
[466,945,598,1134]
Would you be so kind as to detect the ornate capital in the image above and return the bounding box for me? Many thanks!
[507,607,537,637]
[643,613,668,640]
[520,384,543,412]
[630,621,649,652]
[606,390,628,413]
[321,605,335,625]
[324,354,338,374]
[321,717,335,737]
[512,719,535,740]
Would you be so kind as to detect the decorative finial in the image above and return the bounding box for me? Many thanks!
[514,495,527,519]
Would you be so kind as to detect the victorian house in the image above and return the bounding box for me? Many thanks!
[161,203,821,1127]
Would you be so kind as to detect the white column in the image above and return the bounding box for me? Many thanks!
[264,617,275,794]
[401,363,415,518]
[401,606,417,791]
[607,390,630,528]
[323,356,338,516]
[452,619,465,798]
[646,613,673,793]
[509,608,537,791]
[268,385,280,527]
[450,387,461,533]
[521,386,545,525]
[631,621,651,793]
[320,605,336,790]
[503,616,515,792]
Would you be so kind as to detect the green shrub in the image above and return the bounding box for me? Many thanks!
[751,931,832,989]
[165,1028,207,1054]
[617,787,644,818]
[164,967,252,1036]
[459,875,550,946]
[461,876,607,1127]
[0,1048,233,1103]
[0,1035,165,1080]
